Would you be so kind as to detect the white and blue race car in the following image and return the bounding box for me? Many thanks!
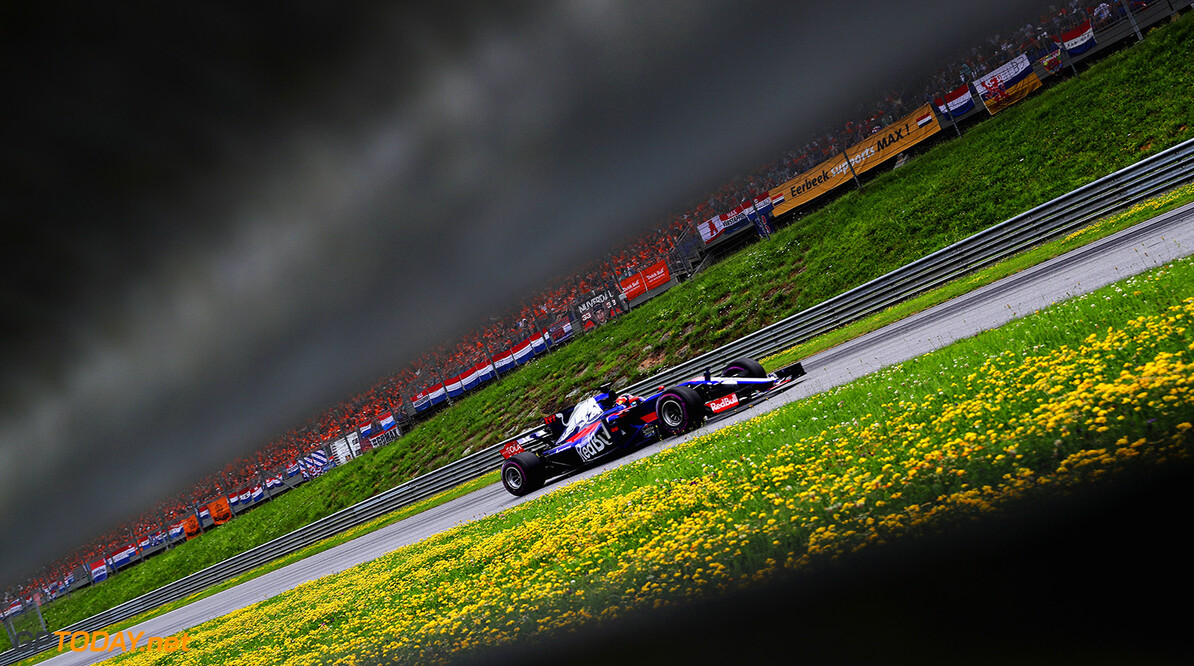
[498,357,805,496]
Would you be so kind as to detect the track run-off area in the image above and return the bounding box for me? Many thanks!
[34,200,1194,666]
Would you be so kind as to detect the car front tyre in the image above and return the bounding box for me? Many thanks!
[655,386,704,437]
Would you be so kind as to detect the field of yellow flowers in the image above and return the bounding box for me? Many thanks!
[104,256,1194,666]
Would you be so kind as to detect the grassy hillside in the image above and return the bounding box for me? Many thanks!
[372,10,1194,477]
[24,11,1194,638]
[101,254,1194,666]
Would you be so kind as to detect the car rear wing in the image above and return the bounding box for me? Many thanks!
[498,423,554,459]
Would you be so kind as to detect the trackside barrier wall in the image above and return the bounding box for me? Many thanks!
[619,136,1194,397]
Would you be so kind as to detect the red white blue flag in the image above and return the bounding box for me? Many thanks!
[512,339,533,364]
[445,374,464,398]
[1053,20,1096,56]
[379,412,396,431]
[90,560,109,583]
[427,382,447,405]
[110,545,136,569]
[934,84,974,118]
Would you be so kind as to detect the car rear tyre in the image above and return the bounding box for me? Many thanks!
[655,386,704,437]
[722,357,766,378]
[501,452,545,496]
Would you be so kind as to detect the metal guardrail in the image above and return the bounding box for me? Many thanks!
[620,135,1194,395]
[4,136,1193,666]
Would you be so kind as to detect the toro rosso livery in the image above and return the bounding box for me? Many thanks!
[499,357,805,496]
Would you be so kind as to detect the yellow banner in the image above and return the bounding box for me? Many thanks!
[979,74,1041,114]
[769,103,942,216]
[973,54,1044,115]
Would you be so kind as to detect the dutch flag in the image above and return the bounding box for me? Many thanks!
[512,340,533,364]
[461,366,480,391]
[934,84,974,118]
[90,561,109,583]
[379,412,396,431]
[475,361,495,382]
[428,383,447,405]
[413,391,430,411]
[1054,20,1096,56]
[110,545,136,569]
[251,485,265,502]
[445,374,464,398]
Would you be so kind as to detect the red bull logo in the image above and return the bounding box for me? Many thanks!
[706,394,739,413]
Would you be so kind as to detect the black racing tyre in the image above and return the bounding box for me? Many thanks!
[722,357,767,378]
[501,451,545,496]
[655,385,704,437]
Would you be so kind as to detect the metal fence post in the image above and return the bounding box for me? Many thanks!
[31,597,46,637]
[2,615,16,650]
[1120,0,1143,40]
[841,147,863,190]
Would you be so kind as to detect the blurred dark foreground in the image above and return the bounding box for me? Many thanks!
[448,458,1192,666]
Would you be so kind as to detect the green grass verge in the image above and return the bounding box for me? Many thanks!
[20,11,1194,643]
[100,255,1194,665]
[763,180,1194,369]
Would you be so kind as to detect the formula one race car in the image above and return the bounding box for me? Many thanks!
[498,357,805,496]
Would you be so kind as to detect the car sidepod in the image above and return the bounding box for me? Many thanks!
[542,419,615,467]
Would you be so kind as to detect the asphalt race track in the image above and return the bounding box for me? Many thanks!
[41,203,1194,666]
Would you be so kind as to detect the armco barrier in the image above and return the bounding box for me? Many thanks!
[618,135,1194,396]
[3,135,1193,666]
